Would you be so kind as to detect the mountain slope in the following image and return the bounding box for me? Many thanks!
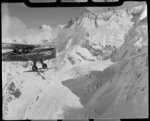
[61,4,148,119]
[2,3,148,120]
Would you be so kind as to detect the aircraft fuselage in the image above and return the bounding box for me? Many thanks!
[2,48,56,62]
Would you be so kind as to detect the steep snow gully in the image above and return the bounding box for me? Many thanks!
[2,3,148,120]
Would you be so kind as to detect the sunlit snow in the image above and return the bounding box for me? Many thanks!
[2,2,148,120]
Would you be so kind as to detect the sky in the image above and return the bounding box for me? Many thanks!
[9,3,89,28]
[1,2,89,38]
[2,1,143,38]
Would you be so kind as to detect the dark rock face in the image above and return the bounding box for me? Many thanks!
[76,52,95,61]
[62,4,148,119]
[2,3,148,119]
[3,81,22,118]
[7,82,21,98]
[4,80,22,104]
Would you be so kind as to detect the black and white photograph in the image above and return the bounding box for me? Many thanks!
[2,0,148,120]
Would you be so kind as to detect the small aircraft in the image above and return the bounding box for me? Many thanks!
[2,42,57,72]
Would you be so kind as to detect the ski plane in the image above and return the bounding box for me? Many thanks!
[2,43,56,72]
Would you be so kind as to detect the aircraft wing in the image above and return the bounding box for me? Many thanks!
[37,43,58,48]
[2,43,36,49]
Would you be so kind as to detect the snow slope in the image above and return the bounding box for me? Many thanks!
[2,3,148,120]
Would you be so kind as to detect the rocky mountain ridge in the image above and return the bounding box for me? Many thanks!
[2,3,148,119]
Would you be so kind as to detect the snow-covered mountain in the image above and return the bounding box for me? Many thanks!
[50,3,147,71]
[2,3,148,120]
[2,24,54,44]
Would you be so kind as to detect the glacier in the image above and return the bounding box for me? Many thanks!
[2,3,148,120]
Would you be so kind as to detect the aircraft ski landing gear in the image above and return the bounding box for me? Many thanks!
[32,65,38,72]
[39,59,47,69]
[42,63,47,69]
